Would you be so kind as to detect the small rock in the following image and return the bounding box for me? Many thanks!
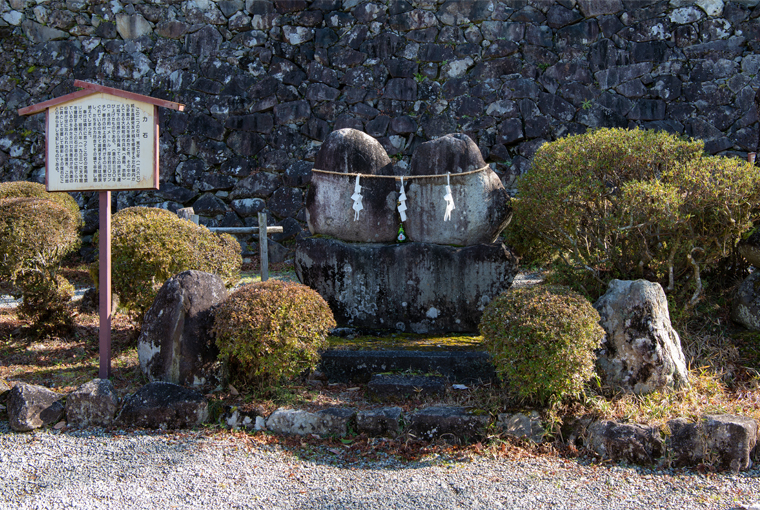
[731,272,760,331]
[356,407,403,438]
[266,407,356,437]
[669,415,758,472]
[407,406,489,443]
[117,382,209,429]
[0,378,10,401]
[587,420,664,465]
[222,406,265,430]
[367,374,446,399]
[497,411,546,443]
[7,382,65,432]
[66,379,119,428]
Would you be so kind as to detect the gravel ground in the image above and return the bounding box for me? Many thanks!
[1,421,758,510]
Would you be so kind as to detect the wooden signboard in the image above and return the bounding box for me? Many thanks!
[19,81,184,378]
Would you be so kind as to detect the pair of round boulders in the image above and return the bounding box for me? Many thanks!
[305,129,511,246]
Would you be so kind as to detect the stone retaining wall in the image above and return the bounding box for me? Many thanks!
[1,0,759,254]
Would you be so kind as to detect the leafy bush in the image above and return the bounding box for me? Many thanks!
[511,128,760,303]
[212,280,336,389]
[0,181,82,229]
[0,197,80,334]
[479,285,604,405]
[93,207,241,320]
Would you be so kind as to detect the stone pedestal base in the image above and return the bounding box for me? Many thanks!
[295,237,518,334]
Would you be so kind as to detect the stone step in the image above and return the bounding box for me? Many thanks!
[367,374,447,400]
[318,349,496,384]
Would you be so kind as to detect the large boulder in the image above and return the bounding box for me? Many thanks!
[403,134,511,245]
[731,272,760,331]
[65,379,119,428]
[295,237,518,333]
[117,381,208,429]
[594,279,689,394]
[306,128,398,242]
[7,382,65,432]
[137,270,228,388]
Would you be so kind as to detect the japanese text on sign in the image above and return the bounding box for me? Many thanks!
[46,94,155,191]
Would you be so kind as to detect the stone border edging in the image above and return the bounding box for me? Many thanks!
[3,379,758,473]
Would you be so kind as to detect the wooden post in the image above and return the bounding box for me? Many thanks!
[258,211,269,282]
[98,191,112,379]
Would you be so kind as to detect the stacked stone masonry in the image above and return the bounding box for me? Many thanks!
[1,0,759,254]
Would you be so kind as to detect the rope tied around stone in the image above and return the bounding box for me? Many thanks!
[310,165,491,181]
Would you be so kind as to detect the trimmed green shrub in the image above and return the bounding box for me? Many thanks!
[93,206,241,320]
[0,181,82,229]
[479,285,604,405]
[511,128,760,303]
[212,280,336,389]
[0,197,80,334]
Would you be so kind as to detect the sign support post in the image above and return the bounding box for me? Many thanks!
[98,190,112,378]
[19,81,184,379]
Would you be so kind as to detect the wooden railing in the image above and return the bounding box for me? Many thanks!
[177,207,283,282]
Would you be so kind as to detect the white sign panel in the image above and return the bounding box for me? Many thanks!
[46,93,157,192]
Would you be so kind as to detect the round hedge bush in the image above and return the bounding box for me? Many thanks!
[0,181,82,229]
[212,280,336,389]
[479,285,605,405]
[93,206,242,320]
[0,197,80,334]
[510,128,760,303]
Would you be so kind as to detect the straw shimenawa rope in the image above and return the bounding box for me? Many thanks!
[310,165,491,180]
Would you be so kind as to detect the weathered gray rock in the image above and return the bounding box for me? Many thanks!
[731,272,760,331]
[117,382,209,429]
[587,420,664,465]
[367,374,446,399]
[65,379,119,428]
[668,415,758,472]
[497,412,546,443]
[594,279,689,394]
[115,13,152,39]
[407,406,489,442]
[138,271,228,388]
[7,382,65,432]
[307,128,397,243]
[266,407,356,437]
[295,237,518,333]
[356,407,403,438]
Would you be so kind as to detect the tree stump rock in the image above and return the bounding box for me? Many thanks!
[7,382,65,432]
[137,270,228,388]
[117,382,209,429]
[594,279,689,394]
[295,237,517,333]
[65,378,119,428]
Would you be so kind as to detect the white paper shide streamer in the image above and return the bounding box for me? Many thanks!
[351,174,364,221]
[443,173,455,221]
[397,176,407,222]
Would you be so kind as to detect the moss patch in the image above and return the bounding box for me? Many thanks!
[327,333,485,351]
